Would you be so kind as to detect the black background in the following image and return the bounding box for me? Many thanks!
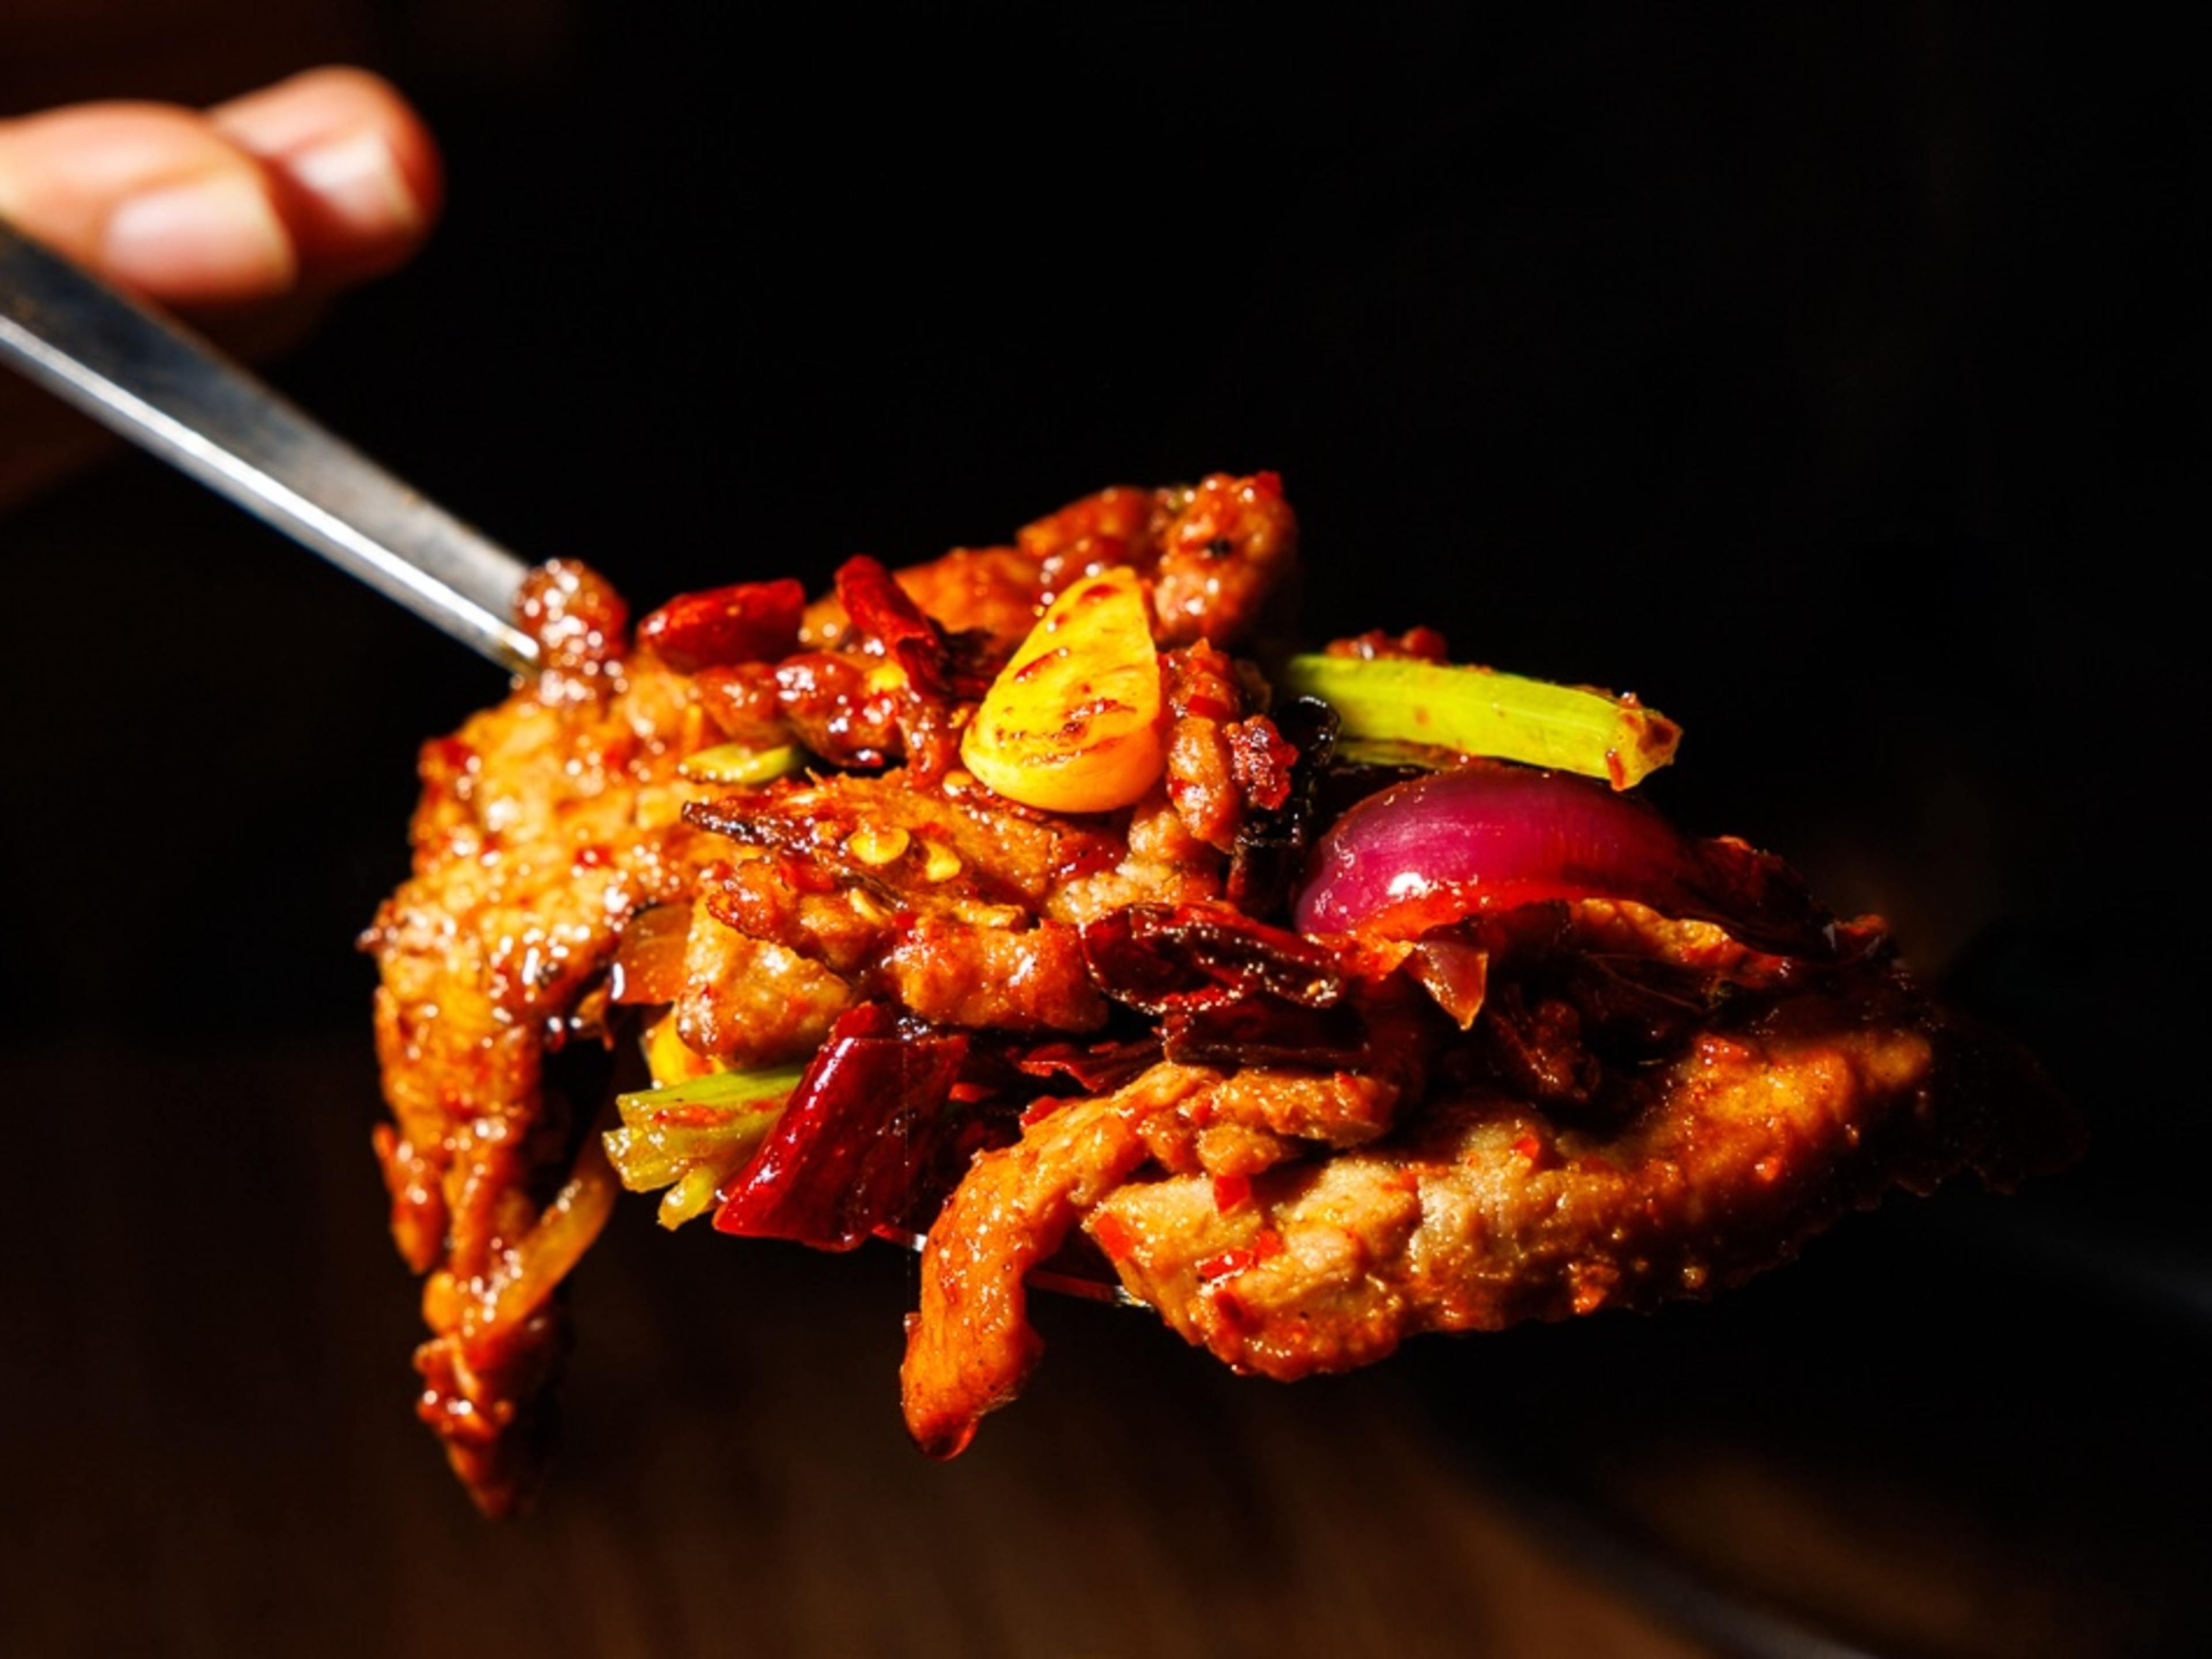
[2,6,2206,1654]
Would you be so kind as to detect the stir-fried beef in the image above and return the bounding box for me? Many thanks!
[367,473,2077,1512]
[364,652,716,1512]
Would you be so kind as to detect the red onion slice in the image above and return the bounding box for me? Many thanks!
[1291,764,1827,952]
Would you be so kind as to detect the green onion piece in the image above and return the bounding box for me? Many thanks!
[678,742,806,785]
[609,1116,748,1165]
[1278,654,1680,790]
[616,1063,805,1124]
[604,1064,805,1226]
[599,1131,690,1191]
[659,1157,744,1229]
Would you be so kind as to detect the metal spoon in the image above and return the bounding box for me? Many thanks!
[0,215,539,675]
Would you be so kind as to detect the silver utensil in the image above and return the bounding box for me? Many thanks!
[0,215,539,674]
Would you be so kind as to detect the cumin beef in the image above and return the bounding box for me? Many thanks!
[366,471,2076,1507]
[363,475,1304,1510]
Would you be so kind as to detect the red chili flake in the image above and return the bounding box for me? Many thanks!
[1211,1173,1253,1213]
[1605,748,1628,790]
[1252,1228,1285,1260]
[1510,1133,1544,1162]
[1400,626,1449,661]
[1090,1213,1135,1260]
[1182,692,1233,721]
[1198,1247,1256,1282]
[573,844,611,869]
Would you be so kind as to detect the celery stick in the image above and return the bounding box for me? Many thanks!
[1278,654,1680,789]
[615,1065,806,1123]
[605,1065,804,1213]
[601,1128,690,1190]
[658,1153,751,1230]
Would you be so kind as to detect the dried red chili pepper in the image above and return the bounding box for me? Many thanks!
[1082,903,1347,1016]
[637,578,805,672]
[714,1003,968,1249]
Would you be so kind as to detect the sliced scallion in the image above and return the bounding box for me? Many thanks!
[604,1064,806,1228]
[1277,654,1679,790]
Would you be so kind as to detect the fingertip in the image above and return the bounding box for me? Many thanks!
[212,67,444,282]
[101,167,297,302]
[0,104,298,305]
[0,69,442,306]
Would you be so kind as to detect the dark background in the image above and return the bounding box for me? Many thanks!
[2,5,2205,1656]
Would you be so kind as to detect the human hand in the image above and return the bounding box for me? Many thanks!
[0,65,440,307]
[0,66,440,503]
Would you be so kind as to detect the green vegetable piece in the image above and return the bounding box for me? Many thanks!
[616,1065,806,1120]
[658,1157,745,1230]
[604,1064,805,1224]
[600,1130,690,1191]
[677,742,807,786]
[1278,654,1680,790]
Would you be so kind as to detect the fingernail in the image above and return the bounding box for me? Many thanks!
[287,127,423,244]
[101,171,294,302]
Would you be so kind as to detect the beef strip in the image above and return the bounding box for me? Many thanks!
[364,611,728,1512]
[897,898,2078,1456]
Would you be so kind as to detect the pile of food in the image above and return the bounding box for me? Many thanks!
[363,472,2077,1513]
